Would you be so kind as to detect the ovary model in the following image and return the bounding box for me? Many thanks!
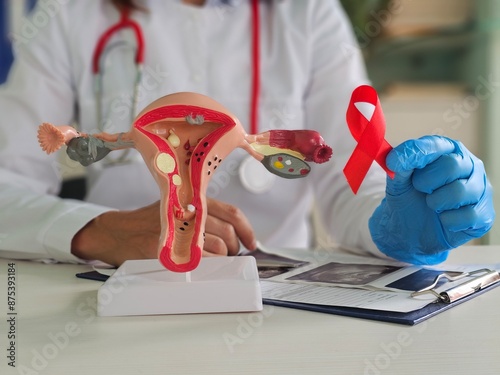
[38,92,332,273]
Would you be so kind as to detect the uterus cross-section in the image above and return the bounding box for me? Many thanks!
[37,92,332,272]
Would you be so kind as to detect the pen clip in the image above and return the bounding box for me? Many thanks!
[411,268,500,303]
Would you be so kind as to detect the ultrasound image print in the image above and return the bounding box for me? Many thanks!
[385,269,462,291]
[286,262,401,286]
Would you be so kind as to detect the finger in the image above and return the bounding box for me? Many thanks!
[439,199,494,234]
[202,233,228,256]
[386,136,459,173]
[206,199,257,251]
[385,136,460,196]
[412,152,473,194]
[426,178,483,213]
[201,250,222,257]
[426,158,486,212]
[204,214,240,255]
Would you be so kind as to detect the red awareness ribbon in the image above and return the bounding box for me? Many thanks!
[343,85,395,194]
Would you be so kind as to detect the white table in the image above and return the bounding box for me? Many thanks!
[1,246,499,375]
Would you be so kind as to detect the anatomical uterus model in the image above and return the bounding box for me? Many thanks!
[38,92,332,273]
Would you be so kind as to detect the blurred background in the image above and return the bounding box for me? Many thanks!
[1,0,499,244]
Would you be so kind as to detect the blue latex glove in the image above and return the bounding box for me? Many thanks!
[369,135,495,265]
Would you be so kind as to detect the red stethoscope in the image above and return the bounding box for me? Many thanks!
[91,7,145,165]
[92,1,272,191]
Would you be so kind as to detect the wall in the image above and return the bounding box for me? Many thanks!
[0,0,36,83]
[476,0,500,244]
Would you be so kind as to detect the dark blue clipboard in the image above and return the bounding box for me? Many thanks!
[263,280,500,325]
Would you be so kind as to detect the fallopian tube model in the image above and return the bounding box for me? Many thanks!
[38,92,332,272]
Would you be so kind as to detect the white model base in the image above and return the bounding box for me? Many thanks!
[97,256,262,317]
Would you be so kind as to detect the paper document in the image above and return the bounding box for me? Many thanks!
[252,248,500,313]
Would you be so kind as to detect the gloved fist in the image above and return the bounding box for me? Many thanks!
[369,135,495,265]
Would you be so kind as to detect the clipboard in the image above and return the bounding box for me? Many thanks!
[263,268,500,325]
[76,257,500,325]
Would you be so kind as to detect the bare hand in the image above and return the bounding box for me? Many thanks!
[71,199,256,266]
[71,201,161,266]
[203,198,257,257]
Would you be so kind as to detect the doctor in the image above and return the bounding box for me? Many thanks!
[0,0,494,266]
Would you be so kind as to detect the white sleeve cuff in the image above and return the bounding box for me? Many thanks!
[41,201,114,263]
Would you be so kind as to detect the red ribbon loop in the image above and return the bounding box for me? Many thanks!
[343,85,395,194]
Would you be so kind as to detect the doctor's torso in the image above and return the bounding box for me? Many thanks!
[12,0,364,248]
[60,0,317,247]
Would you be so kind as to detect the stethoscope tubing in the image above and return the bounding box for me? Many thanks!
[91,1,262,172]
[92,8,145,74]
[92,8,145,166]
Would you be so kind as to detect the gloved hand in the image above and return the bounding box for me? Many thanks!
[369,135,495,265]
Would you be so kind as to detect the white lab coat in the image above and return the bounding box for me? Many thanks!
[0,0,387,263]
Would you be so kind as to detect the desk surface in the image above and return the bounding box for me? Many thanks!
[0,246,499,375]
